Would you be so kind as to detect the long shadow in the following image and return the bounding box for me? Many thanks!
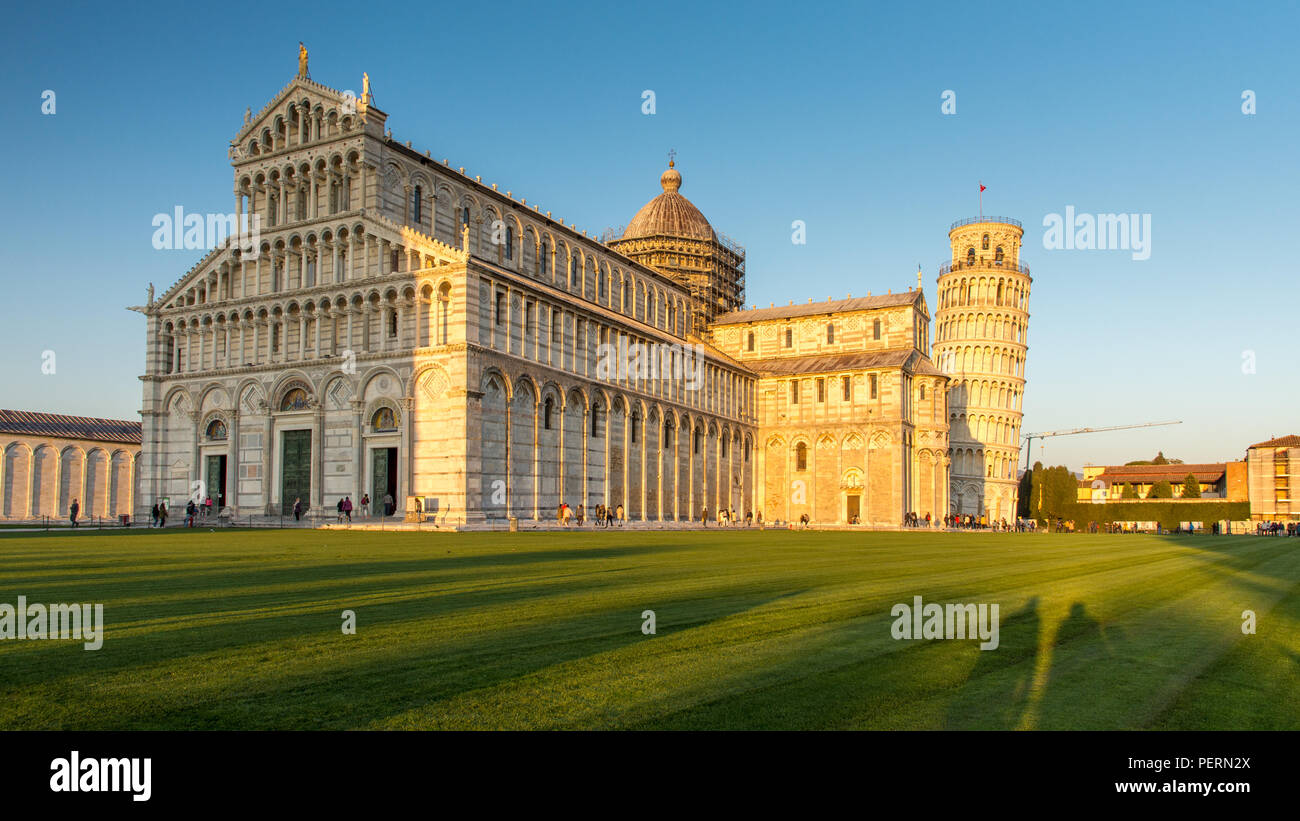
[942,596,1042,729]
[0,543,692,599]
[1033,601,1122,729]
[617,596,1044,730]
[4,588,807,730]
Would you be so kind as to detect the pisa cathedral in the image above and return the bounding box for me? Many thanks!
[135,58,1030,528]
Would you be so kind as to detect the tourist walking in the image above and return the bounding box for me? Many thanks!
[151,502,160,528]
[360,493,370,518]
[343,496,353,522]
[69,498,80,528]
[293,497,303,522]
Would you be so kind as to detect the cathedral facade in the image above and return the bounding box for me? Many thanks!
[136,62,1027,527]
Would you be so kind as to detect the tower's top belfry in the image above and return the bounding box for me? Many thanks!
[947,216,1024,270]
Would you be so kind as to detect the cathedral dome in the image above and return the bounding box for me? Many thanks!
[621,161,716,241]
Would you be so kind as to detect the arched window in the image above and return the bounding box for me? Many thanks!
[505,226,515,261]
[371,406,398,431]
[920,384,927,401]
[541,240,550,274]
[543,398,554,430]
[461,206,471,230]
[412,185,422,224]
[981,233,990,250]
[591,402,602,437]
[570,255,579,287]
[206,419,227,440]
[995,246,1004,263]
[280,388,309,411]
[966,247,976,265]
[796,442,808,471]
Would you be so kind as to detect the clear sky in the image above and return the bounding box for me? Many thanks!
[2,0,1296,471]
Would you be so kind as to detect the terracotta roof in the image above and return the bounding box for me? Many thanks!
[712,292,919,325]
[747,349,913,376]
[1250,435,1300,449]
[1092,463,1226,485]
[0,409,141,445]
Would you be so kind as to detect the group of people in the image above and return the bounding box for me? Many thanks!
[939,513,1015,531]
[700,507,752,527]
[1256,521,1298,537]
[552,504,758,528]
[903,512,933,528]
[556,503,623,526]
[333,494,373,522]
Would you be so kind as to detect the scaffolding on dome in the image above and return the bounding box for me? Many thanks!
[604,226,746,334]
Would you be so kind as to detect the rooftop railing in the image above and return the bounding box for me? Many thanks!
[949,216,1022,231]
[939,259,1031,276]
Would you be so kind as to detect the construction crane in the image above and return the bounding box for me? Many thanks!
[1021,420,1182,468]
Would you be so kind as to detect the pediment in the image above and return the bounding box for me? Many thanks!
[230,76,375,163]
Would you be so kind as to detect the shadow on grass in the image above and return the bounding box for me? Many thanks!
[943,596,1042,729]
[3,588,806,730]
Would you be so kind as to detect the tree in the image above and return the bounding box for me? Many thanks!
[1149,479,1174,499]
[1029,464,1077,520]
[1017,465,1033,517]
[1152,452,1169,465]
[1182,473,1202,499]
[1121,482,1139,500]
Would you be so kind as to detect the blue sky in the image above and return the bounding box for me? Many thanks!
[1,0,1296,471]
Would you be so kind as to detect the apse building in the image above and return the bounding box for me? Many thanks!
[135,56,1015,527]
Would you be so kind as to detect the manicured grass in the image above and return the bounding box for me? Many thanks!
[0,528,1296,730]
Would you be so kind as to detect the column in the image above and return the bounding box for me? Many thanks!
[227,408,239,512]
[352,400,365,506]
[262,414,274,514]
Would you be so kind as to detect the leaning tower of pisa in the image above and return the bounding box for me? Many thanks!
[932,217,1031,522]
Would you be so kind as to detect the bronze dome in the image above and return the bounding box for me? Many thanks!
[621,161,716,241]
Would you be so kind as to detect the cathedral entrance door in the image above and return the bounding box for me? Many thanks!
[205,454,227,508]
[847,494,861,523]
[281,430,311,515]
[372,447,397,516]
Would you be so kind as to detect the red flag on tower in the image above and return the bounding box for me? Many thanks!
[979,183,986,192]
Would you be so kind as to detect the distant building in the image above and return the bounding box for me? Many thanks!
[1077,461,1247,503]
[0,409,142,521]
[1246,435,1298,521]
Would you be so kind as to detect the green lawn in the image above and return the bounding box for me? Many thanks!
[0,528,1296,730]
